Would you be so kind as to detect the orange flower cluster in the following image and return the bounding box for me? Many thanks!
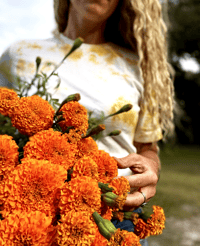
[0,159,67,218]
[0,211,56,246]
[0,135,19,180]
[134,206,166,239]
[108,177,131,211]
[11,95,55,136]
[0,90,165,245]
[90,150,118,183]
[56,211,96,246]
[0,87,19,117]
[58,100,88,136]
[23,128,77,171]
[108,229,141,246]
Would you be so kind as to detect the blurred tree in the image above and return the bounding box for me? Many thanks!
[166,0,200,145]
[168,0,200,63]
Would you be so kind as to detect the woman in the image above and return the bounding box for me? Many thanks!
[0,0,174,244]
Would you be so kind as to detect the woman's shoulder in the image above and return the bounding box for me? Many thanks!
[1,37,62,58]
[107,42,139,66]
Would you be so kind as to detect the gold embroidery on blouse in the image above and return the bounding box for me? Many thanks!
[89,54,99,64]
[109,96,138,133]
[16,41,27,55]
[27,42,42,50]
[27,62,35,74]
[16,59,26,73]
[89,46,118,64]
[61,44,83,60]
[60,44,72,55]
[69,50,83,60]
[47,45,57,52]
[41,61,56,72]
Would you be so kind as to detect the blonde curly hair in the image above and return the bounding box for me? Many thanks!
[53,0,174,137]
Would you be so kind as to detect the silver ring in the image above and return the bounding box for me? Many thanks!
[139,190,148,207]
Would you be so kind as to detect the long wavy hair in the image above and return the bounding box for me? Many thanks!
[53,0,174,136]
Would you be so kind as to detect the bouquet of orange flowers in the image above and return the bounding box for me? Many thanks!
[0,38,165,246]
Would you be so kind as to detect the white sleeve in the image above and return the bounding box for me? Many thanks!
[0,47,15,88]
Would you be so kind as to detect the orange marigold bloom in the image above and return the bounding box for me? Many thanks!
[100,200,113,220]
[59,176,101,216]
[71,156,99,181]
[0,87,19,117]
[0,135,19,180]
[112,211,124,222]
[0,159,67,218]
[147,205,166,236]
[108,229,141,246]
[56,210,96,246]
[134,218,151,239]
[91,224,108,246]
[58,101,88,136]
[108,177,130,211]
[65,128,83,144]
[76,136,98,159]
[23,128,77,170]
[0,210,56,246]
[90,150,118,183]
[11,95,54,136]
[135,206,165,239]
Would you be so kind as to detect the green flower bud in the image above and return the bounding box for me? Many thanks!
[124,211,139,225]
[36,56,42,72]
[63,37,84,60]
[107,130,121,136]
[98,182,114,193]
[55,93,81,115]
[92,212,116,240]
[101,192,118,207]
[82,124,105,139]
[105,104,133,120]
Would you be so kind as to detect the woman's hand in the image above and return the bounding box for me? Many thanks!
[113,141,160,211]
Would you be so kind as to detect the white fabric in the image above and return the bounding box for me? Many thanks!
[0,34,163,176]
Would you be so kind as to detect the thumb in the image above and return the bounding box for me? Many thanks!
[113,156,130,169]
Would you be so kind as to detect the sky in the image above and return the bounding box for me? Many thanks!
[0,0,54,54]
[0,0,199,73]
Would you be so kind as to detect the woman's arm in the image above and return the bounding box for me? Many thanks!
[113,141,161,211]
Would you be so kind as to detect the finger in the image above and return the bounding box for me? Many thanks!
[113,157,129,169]
[113,154,139,169]
[123,171,158,188]
[122,191,146,211]
[123,186,156,210]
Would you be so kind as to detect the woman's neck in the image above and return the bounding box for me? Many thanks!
[63,4,107,44]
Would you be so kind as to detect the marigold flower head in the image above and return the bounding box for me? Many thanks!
[109,177,130,196]
[59,176,101,216]
[108,229,141,246]
[100,200,113,220]
[147,205,166,236]
[0,135,19,180]
[65,128,82,144]
[108,176,130,211]
[0,210,56,246]
[58,101,88,136]
[11,95,55,136]
[112,211,124,222]
[76,136,98,159]
[0,87,19,117]
[90,150,118,183]
[91,224,108,246]
[0,159,67,218]
[56,210,96,246]
[71,156,99,181]
[134,218,151,239]
[23,128,77,170]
